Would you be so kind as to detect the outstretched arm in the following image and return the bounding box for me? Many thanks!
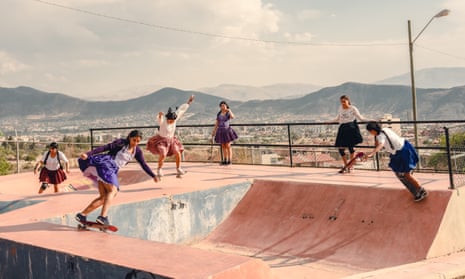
[176,95,194,120]
[365,139,384,159]
[353,106,370,122]
[134,147,159,182]
[187,95,194,105]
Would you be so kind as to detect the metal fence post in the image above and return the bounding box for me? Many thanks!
[90,129,94,150]
[287,124,293,167]
[444,127,455,189]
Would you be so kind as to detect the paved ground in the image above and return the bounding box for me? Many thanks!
[1,162,464,278]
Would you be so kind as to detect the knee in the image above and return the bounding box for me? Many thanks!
[348,147,355,154]
[338,149,346,156]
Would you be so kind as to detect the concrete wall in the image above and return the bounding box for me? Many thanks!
[46,181,251,244]
[0,239,170,279]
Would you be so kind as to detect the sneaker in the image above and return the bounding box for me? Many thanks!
[157,168,164,177]
[75,213,87,224]
[414,188,428,202]
[96,216,109,225]
[38,182,49,194]
[176,168,186,175]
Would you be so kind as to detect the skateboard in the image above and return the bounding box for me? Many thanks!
[158,170,187,181]
[339,152,364,174]
[162,170,187,179]
[77,221,118,232]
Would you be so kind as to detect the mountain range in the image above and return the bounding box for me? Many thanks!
[375,67,465,88]
[80,67,465,102]
[1,82,464,130]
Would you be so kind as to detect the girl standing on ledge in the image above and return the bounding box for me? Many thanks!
[212,101,238,165]
[330,95,368,172]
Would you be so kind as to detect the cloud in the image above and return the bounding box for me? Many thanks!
[297,9,323,21]
[0,52,29,75]
[0,0,464,98]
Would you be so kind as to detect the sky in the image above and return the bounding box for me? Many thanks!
[1,0,464,99]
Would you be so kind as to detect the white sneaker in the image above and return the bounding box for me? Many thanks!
[176,168,186,175]
[157,168,164,177]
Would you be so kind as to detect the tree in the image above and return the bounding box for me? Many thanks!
[0,149,11,175]
[428,131,465,171]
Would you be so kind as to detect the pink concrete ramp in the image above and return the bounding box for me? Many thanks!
[203,179,453,270]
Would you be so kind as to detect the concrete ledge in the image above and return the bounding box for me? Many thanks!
[0,222,272,279]
[343,252,465,279]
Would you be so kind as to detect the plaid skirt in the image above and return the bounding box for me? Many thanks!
[39,167,67,184]
[147,135,184,157]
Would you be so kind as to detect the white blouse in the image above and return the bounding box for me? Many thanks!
[333,105,366,124]
[114,146,135,168]
[376,128,405,154]
[157,103,189,138]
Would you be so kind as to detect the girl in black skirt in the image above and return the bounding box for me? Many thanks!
[331,95,368,172]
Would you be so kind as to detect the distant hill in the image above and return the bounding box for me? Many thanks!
[198,83,321,101]
[0,86,226,122]
[1,83,464,130]
[376,67,465,89]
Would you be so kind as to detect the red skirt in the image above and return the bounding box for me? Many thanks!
[146,135,184,157]
[39,168,67,184]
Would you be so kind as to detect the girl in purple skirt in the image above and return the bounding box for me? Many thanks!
[211,101,238,165]
[75,130,159,226]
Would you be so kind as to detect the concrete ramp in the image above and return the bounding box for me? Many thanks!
[203,179,454,270]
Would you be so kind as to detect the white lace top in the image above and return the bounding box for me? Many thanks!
[114,146,135,168]
[333,105,366,124]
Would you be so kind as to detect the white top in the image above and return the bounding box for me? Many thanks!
[41,151,69,171]
[157,103,189,138]
[114,145,135,168]
[333,105,366,124]
[375,128,405,154]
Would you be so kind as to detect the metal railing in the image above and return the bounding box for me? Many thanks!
[88,120,465,190]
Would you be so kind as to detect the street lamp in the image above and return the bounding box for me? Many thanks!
[408,9,450,151]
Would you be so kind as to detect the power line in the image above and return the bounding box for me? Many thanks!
[33,0,406,47]
[416,44,465,61]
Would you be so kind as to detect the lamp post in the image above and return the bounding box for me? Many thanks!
[408,9,450,150]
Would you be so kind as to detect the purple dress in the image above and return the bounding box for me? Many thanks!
[78,138,155,190]
[214,111,238,144]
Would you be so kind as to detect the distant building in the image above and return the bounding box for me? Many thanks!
[380,114,401,135]
[261,153,281,165]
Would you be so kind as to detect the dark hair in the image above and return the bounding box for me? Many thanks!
[340,95,351,105]
[366,121,382,134]
[219,101,229,109]
[49,142,58,149]
[127,130,143,141]
[165,107,177,120]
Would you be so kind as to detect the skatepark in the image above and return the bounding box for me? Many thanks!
[2,162,465,278]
